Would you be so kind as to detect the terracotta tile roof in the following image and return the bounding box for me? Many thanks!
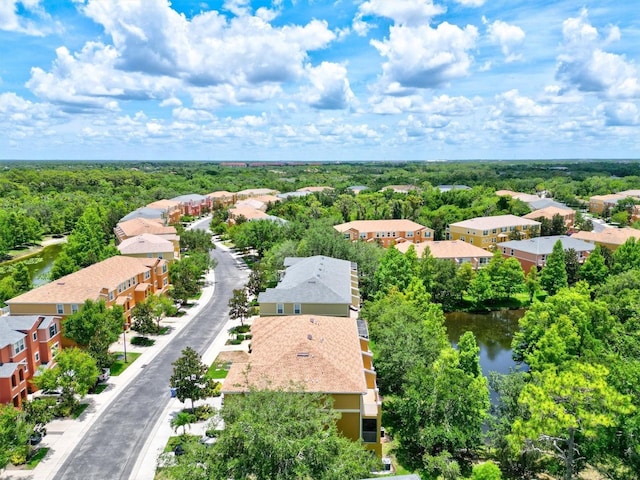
[449,214,540,230]
[523,206,575,220]
[117,234,174,255]
[229,205,269,220]
[7,256,163,305]
[571,227,640,246]
[395,240,493,259]
[297,186,334,192]
[495,190,540,203]
[115,218,177,238]
[223,315,367,394]
[237,188,279,196]
[208,190,234,198]
[590,193,627,202]
[334,219,430,233]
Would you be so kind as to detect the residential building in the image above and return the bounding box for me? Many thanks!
[258,256,359,317]
[495,190,541,204]
[171,194,212,217]
[236,188,279,200]
[222,315,382,456]
[119,207,166,224]
[334,219,434,247]
[571,227,640,251]
[207,191,237,209]
[528,198,568,210]
[228,205,270,223]
[588,193,629,215]
[395,240,493,269]
[523,206,576,229]
[437,185,471,192]
[379,185,418,194]
[296,186,333,193]
[448,215,541,249]
[0,315,62,407]
[114,218,179,257]
[499,235,595,272]
[6,256,170,338]
[347,185,368,194]
[146,199,182,224]
[117,233,177,261]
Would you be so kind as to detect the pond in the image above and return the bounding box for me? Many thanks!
[445,309,526,378]
[4,243,64,287]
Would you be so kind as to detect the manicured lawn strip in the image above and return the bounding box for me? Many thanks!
[110,352,142,376]
[92,383,109,394]
[163,435,200,453]
[206,362,230,380]
[72,403,89,419]
[26,447,49,469]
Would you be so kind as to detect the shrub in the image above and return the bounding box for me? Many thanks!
[227,339,242,345]
[194,404,215,421]
[10,446,29,465]
[131,336,155,347]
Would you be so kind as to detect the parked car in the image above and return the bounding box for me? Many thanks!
[29,424,47,445]
[38,388,63,403]
[97,368,110,383]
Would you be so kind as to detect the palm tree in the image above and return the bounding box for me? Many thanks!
[171,411,196,436]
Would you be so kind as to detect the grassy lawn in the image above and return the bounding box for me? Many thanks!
[92,383,109,394]
[72,403,90,419]
[26,447,49,469]
[206,361,231,380]
[110,352,142,376]
[163,435,200,452]
[158,326,170,335]
[382,440,413,476]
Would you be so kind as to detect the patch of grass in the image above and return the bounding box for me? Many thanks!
[226,339,242,345]
[26,447,49,469]
[91,383,109,394]
[206,361,230,380]
[382,438,413,476]
[163,435,199,452]
[131,336,155,346]
[110,352,142,376]
[72,403,90,419]
[158,326,170,335]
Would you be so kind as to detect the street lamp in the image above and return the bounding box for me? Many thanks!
[123,327,127,363]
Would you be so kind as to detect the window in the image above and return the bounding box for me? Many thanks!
[162,264,168,273]
[522,225,528,230]
[20,360,28,373]
[33,332,38,341]
[362,418,378,443]
[56,304,64,314]
[51,342,59,357]
[294,303,301,314]
[71,304,79,314]
[13,338,26,355]
[158,253,163,259]
[49,323,58,338]
[492,229,497,234]
[509,226,516,231]
[109,291,115,301]
[460,236,465,242]
[469,238,473,244]
[406,231,413,237]
[163,278,168,286]
[424,231,431,238]
[344,233,350,239]
[501,227,507,232]
[276,303,284,314]
[34,352,40,362]
[510,249,514,256]
[391,232,396,237]
[144,270,151,280]
[359,233,367,239]
[482,230,489,236]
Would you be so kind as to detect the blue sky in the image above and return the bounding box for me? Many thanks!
[1,0,639,161]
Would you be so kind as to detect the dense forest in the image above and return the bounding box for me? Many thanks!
[1,160,640,479]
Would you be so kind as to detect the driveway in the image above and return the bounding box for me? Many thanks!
[51,220,247,480]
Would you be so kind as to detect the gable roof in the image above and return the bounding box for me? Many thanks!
[171,193,208,203]
[7,256,164,306]
[449,214,540,230]
[334,219,429,234]
[523,206,575,220]
[395,240,493,259]
[500,235,595,255]
[0,322,25,349]
[119,207,165,223]
[222,315,367,394]
[208,190,235,198]
[528,198,568,210]
[258,256,353,305]
[117,233,174,255]
[115,218,177,238]
[572,227,640,246]
[146,199,181,210]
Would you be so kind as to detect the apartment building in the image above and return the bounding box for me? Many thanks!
[236,188,279,200]
[146,199,182,224]
[207,191,237,209]
[499,235,595,272]
[0,315,62,407]
[222,315,382,456]
[6,256,169,337]
[117,233,177,262]
[571,227,640,251]
[171,194,212,217]
[114,218,179,258]
[523,206,576,229]
[259,256,359,317]
[334,219,434,247]
[448,215,541,249]
[395,240,494,269]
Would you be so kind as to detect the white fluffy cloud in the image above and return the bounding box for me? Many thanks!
[356,0,445,27]
[0,0,48,35]
[486,19,525,63]
[453,0,485,6]
[600,102,640,126]
[371,22,478,92]
[491,90,553,118]
[302,62,355,110]
[556,8,640,99]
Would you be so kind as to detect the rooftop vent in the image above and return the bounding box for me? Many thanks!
[307,334,313,341]
[297,352,310,358]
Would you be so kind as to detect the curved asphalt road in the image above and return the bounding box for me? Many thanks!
[53,221,247,480]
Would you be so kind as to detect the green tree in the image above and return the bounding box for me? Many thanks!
[509,363,634,480]
[148,294,177,330]
[169,256,206,305]
[458,331,481,377]
[611,237,640,274]
[179,228,214,254]
[170,347,218,412]
[131,298,157,336]
[0,404,32,468]
[166,388,378,480]
[228,288,249,325]
[471,461,502,480]
[171,411,196,436]
[540,240,568,295]
[525,267,540,303]
[246,263,267,297]
[33,348,99,416]
[23,398,55,428]
[12,263,32,293]
[63,299,125,368]
[374,246,415,294]
[579,245,609,287]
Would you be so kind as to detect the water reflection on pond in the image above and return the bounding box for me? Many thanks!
[445,309,526,377]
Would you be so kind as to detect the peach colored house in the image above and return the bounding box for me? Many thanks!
[334,219,434,247]
[395,240,494,269]
[236,188,279,200]
[114,218,180,258]
[6,256,170,338]
[523,206,576,229]
[571,227,640,251]
[448,215,541,249]
[117,233,177,262]
[495,190,541,203]
[171,194,212,217]
[222,315,382,456]
[499,235,595,272]
[208,191,237,209]
[297,186,334,193]
[0,315,62,407]
[146,199,182,224]
[588,194,628,215]
[228,205,270,223]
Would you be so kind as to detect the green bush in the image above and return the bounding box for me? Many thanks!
[471,461,502,480]
[229,325,251,334]
[131,336,155,346]
[194,404,215,421]
[10,446,29,465]
[228,339,242,345]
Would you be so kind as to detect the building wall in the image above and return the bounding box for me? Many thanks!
[501,246,591,273]
[449,224,536,249]
[0,365,28,407]
[342,228,433,247]
[120,251,176,262]
[259,302,350,318]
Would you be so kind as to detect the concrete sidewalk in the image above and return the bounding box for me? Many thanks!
[3,239,243,480]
